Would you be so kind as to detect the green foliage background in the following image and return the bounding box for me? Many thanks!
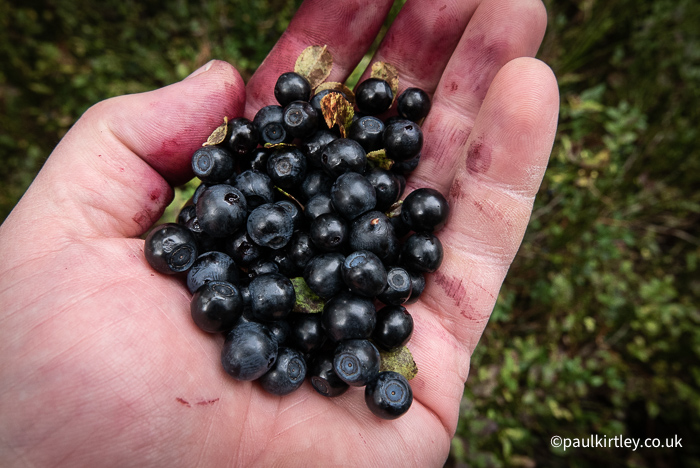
[1,0,698,466]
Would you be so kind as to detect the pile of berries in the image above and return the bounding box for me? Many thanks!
[144,67,449,420]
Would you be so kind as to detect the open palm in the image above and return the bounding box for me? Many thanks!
[0,0,558,466]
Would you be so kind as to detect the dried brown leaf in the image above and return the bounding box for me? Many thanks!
[314,81,355,105]
[320,93,354,138]
[371,62,399,105]
[294,45,333,89]
[202,116,228,146]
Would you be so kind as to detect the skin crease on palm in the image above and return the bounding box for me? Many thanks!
[0,0,559,466]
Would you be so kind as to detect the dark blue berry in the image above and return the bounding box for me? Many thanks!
[226,117,259,156]
[377,267,413,306]
[191,146,235,184]
[144,223,198,274]
[320,138,367,177]
[397,87,431,122]
[186,251,239,294]
[247,272,295,321]
[195,184,248,238]
[221,322,278,381]
[274,72,311,107]
[349,211,400,265]
[330,172,376,220]
[322,291,376,342]
[309,352,349,397]
[401,232,444,273]
[254,105,289,145]
[287,313,326,354]
[348,116,384,153]
[355,78,393,115]
[190,280,242,333]
[341,250,387,298]
[401,188,450,232]
[223,229,262,266]
[266,147,307,190]
[283,101,318,138]
[300,129,338,168]
[309,213,347,252]
[247,203,294,250]
[303,252,346,299]
[384,120,423,161]
[233,170,274,211]
[259,347,307,395]
[365,371,413,419]
[333,339,380,387]
[365,168,402,212]
[372,305,413,350]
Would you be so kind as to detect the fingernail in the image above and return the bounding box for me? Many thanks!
[185,60,215,80]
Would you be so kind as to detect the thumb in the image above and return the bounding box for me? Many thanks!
[5,59,246,240]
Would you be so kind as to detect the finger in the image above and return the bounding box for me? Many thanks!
[5,60,246,240]
[244,0,395,118]
[356,0,480,95]
[410,0,548,192]
[421,58,559,353]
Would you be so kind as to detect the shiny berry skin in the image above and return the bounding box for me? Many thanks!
[247,272,295,321]
[330,172,377,220]
[365,371,413,420]
[259,347,307,395]
[267,320,291,345]
[195,184,248,238]
[190,281,242,333]
[372,305,413,350]
[305,194,334,222]
[226,117,259,156]
[365,168,402,212]
[401,232,444,273]
[348,116,384,153]
[144,223,198,274]
[333,339,380,387]
[287,313,326,354]
[242,147,270,172]
[286,231,318,271]
[254,105,289,145]
[275,200,305,232]
[233,170,274,211]
[177,205,197,226]
[355,78,393,115]
[309,352,349,397]
[274,72,311,107]
[266,147,307,190]
[300,129,337,168]
[349,211,400,265]
[383,120,423,161]
[320,138,367,177]
[341,250,387,298]
[246,258,279,282]
[300,170,334,202]
[186,251,239,294]
[283,101,318,138]
[246,203,294,250]
[391,151,421,176]
[191,146,234,184]
[401,188,450,232]
[405,270,426,304]
[377,267,413,306]
[303,252,346,298]
[223,229,262,266]
[309,213,347,252]
[322,291,376,342]
[397,87,431,122]
[221,322,278,381]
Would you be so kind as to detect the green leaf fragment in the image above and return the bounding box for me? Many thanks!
[379,345,418,380]
[366,149,394,170]
[291,277,325,313]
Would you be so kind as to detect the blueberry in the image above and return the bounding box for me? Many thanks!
[233,170,274,211]
[377,267,413,306]
[223,228,262,266]
[383,120,423,162]
[333,339,380,387]
[275,200,305,232]
[183,214,221,254]
[246,258,279,282]
[364,168,402,212]
[144,223,198,275]
[254,105,289,145]
[401,188,450,232]
[330,172,376,220]
[191,146,235,184]
[365,371,413,419]
[320,138,367,177]
[225,117,259,156]
[300,129,338,168]
[247,272,295,321]
[372,304,413,350]
[266,147,307,190]
[355,78,393,115]
[400,232,444,273]
[247,203,294,250]
[391,152,421,176]
[397,87,431,122]
[349,211,400,265]
[221,322,278,381]
[300,170,333,202]
[287,313,326,354]
[309,213,347,252]
[303,252,346,299]
[341,250,387,298]
[241,147,270,173]
[304,193,334,222]
[186,251,239,294]
[348,116,384,153]
[405,270,426,304]
[190,280,242,333]
[259,347,307,395]
[283,101,318,139]
[286,231,318,272]
[274,72,311,107]
[309,352,349,397]
[195,184,248,238]
[322,291,376,342]
[267,320,291,345]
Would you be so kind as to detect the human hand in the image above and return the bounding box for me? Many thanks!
[0,0,558,466]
